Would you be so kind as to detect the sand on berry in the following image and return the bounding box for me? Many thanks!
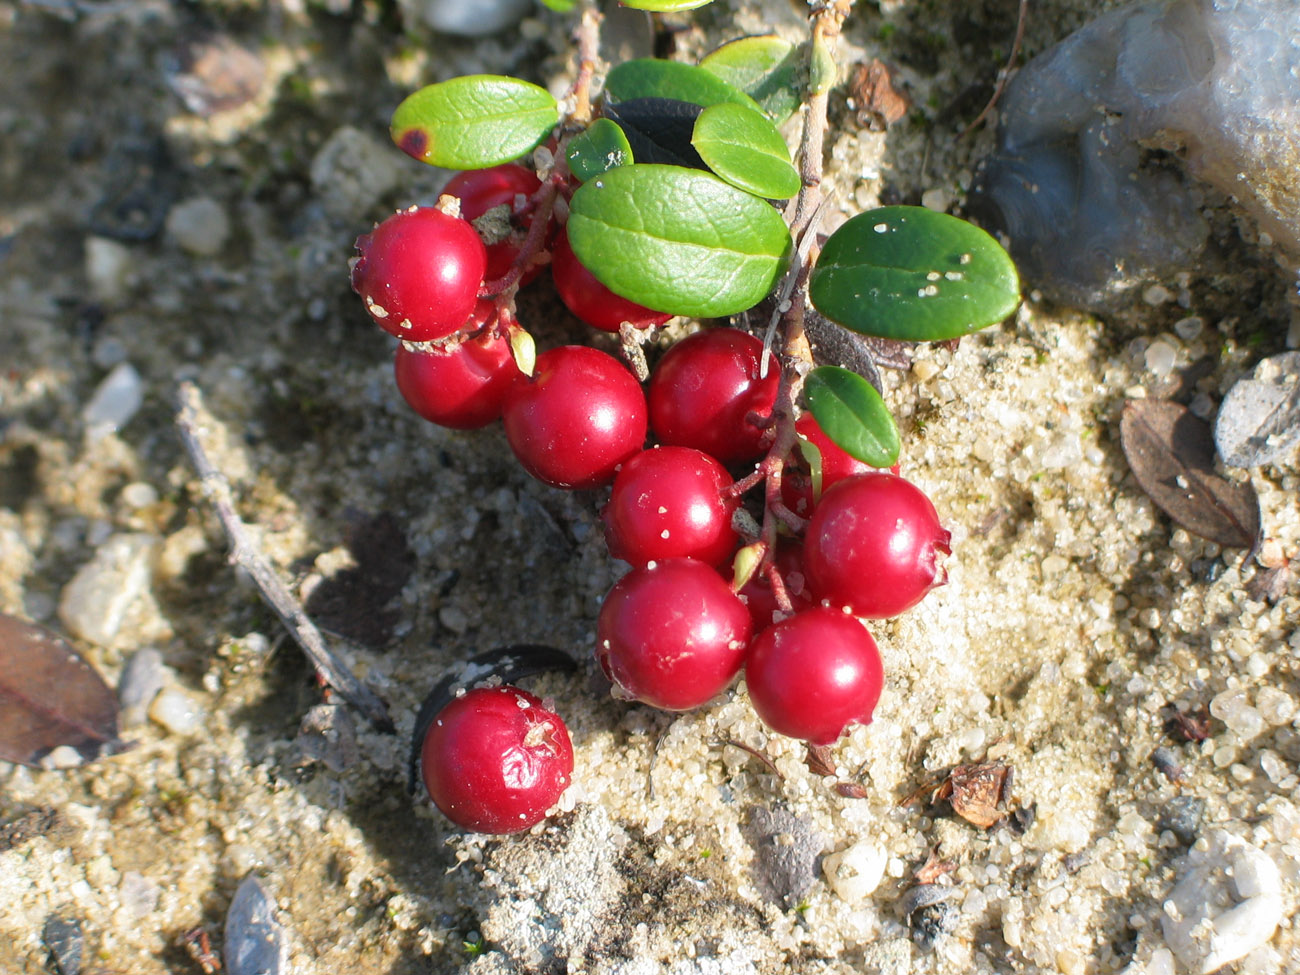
[1,0,1298,973]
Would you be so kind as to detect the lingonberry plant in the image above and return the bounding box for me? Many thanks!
[354,0,1021,832]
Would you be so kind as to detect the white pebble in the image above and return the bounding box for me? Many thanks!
[1174,316,1204,341]
[822,840,887,903]
[83,362,144,438]
[58,533,156,646]
[166,197,230,257]
[148,687,204,735]
[1144,340,1178,377]
[1255,687,1295,726]
[85,235,133,302]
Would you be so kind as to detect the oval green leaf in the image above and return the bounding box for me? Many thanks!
[809,206,1021,342]
[804,366,900,468]
[692,103,800,200]
[700,35,803,122]
[604,59,763,114]
[621,0,712,10]
[567,164,791,318]
[390,75,559,171]
[566,118,634,183]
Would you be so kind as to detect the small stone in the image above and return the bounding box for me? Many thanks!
[148,687,203,735]
[921,187,952,213]
[912,358,941,382]
[42,914,83,975]
[225,875,288,975]
[1174,316,1204,341]
[166,197,231,257]
[85,235,133,302]
[1143,285,1173,306]
[1255,687,1295,726]
[1144,340,1177,377]
[400,0,532,37]
[118,647,170,727]
[294,704,359,772]
[309,126,407,221]
[823,840,887,903]
[83,361,144,438]
[118,871,161,917]
[58,533,156,646]
[1210,689,1265,741]
[910,899,959,951]
[1158,796,1205,845]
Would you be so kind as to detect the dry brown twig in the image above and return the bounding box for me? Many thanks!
[175,381,395,733]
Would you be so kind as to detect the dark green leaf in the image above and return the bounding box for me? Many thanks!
[804,366,900,468]
[620,0,712,10]
[809,206,1020,342]
[605,59,763,113]
[567,164,791,318]
[567,119,634,182]
[699,36,803,122]
[390,75,559,170]
[692,103,800,199]
[604,99,705,169]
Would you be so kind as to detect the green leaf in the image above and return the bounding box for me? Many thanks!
[809,206,1020,342]
[537,0,576,9]
[390,75,559,170]
[804,366,900,468]
[566,119,634,182]
[567,164,791,318]
[619,0,713,12]
[692,103,800,200]
[605,59,763,114]
[699,36,803,122]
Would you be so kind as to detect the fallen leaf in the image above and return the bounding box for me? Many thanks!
[1214,351,1300,468]
[0,613,127,768]
[1120,399,1261,549]
[849,59,910,131]
[935,762,1012,829]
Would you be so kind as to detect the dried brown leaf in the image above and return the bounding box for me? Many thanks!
[1120,399,1261,549]
[849,59,910,131]
[0,613,126,768]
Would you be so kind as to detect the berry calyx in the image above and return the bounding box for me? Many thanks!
[596,558,752,711]
[393,302,522,429]
[551,229,672,333]
[602,446,739,568]
[502,345,647,489]
[444,164,543,283]
[648,328,779,465]
[352,206,487,342]
[737,538,815,630]
[744,607,883,745]
[420,685,574,834]
[803,472,951,619]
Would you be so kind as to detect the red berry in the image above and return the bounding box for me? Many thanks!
[602,446,739,568]
[803,473,951,619]
[551,230,672,333]
[737,538,815,631]
[648,328,779,465]
[596,558,752,711]
[352,207,487,342]
[420,685,574,834]
[502,345,647,489]
[781,413,878,517]
[393,302,522,429]
[444,164,543,283]
[744,607,883,744]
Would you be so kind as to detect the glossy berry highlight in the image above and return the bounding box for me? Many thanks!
[420,685,574,834]
[352,206,487,342]
[744,607,884,745]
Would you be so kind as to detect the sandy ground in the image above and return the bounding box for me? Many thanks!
[2,0,1298,972]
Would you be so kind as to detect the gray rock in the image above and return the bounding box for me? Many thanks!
[1214,351,1300,468]
[83,362,144,438]
[741,804,824,908]
[294,704,359,772]
[309,126,406,222]
[117,647,169,727]
[970,0,1300,310]
[225,875,288,975]
[400,0,531,37]
[1159,796,1206,845]
[166,196,231,257]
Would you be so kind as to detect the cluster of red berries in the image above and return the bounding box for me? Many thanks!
[352,162,952,834]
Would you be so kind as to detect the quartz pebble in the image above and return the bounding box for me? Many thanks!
[1161,831,1283,974]
[309,126,407,221]
[822,839,887,903]
[83,361,144,438]
[118,647,169,727]
[58,533,156,646]
[166,196,230,257]
[84,235,133,302]
[148,687,203,735]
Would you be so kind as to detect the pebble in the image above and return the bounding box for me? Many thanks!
[42,914,83,975]
[148,687,203,735]
[1158,796,1205,846]
[118,871,161,918]
[58,533,156,646]
[225,875,288,975]
[1255,687,1295,726]
[401,0,532,36]
[1210,688,1265,741]
[166,196,231,257]
[117,647,170,727]
[822,839,887,903]
[84,236,133,303]
[1161,831,1283,974]
[1213,351,1300,468]
[1144,340,1177,377]
[309,126,407,221]
[83,361,144,438]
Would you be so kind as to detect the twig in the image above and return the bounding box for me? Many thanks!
[960,0,1029,139]
[175,381,395,734]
